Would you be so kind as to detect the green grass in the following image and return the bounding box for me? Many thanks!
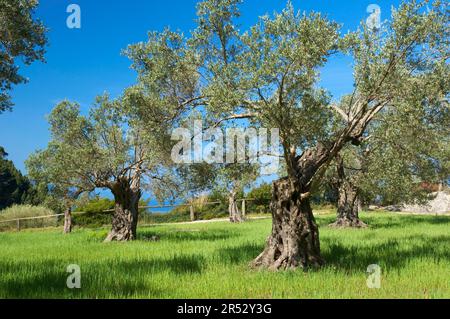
[0,212,449,299]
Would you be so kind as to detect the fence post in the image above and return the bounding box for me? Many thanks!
[16,219,20,232]
[241,199,246,219]
[190,205,195,222]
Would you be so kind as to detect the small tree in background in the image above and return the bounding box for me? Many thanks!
[327,151,367,228]
[175,152,259,222]
[329,62,449,228]
[27,127,93,235]
[214,163,258,222]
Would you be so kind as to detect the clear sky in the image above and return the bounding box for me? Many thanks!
[0,0,401,174]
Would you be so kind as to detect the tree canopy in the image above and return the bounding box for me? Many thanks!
[0,146,32,210]
[0,0,47,113]
[26,95,180,240]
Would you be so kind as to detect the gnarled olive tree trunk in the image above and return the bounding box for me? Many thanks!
[252,177,323,270]
[104,177,141,242]
[252,103,383,270]
[329,156,367,228]
[330,183,366,228]
[63,207,72,234]
[229,190,244,223]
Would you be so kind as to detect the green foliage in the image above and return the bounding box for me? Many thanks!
[121,0,449,210]
[246,183,271,214]
[139,212,188,224]
[26,96,181,210]
[0,147,34,210]
[73,198,115,228]
[0,204,56,231]
[167,193,229,222]
[324,54,450,207]
[151,184,272,224]
[197,190,229,218]
[215,163,258,198]
[72,197,151,228]
[143,189,240,224]
[236,3,339,150]
[0,0,47,113]
[22,0,450,226]
[317,0,450,208]
[75,197,115,214]
[246,183,340,213]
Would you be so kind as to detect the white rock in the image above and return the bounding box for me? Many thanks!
[401,192,450,214]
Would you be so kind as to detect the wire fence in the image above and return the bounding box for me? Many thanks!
[0,198,270,232]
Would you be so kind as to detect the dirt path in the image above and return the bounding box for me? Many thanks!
[140,209,338,228]
[140,216,271,227]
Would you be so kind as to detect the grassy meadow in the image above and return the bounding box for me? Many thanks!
[0,211,449,299]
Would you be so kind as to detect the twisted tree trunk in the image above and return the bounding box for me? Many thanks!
[63,207,72,234]
[252,100,386,270]
[329,156,367,228]
[330,183,367,228]
[229,190,244,223]
[104,177,141,242]
[252,177,323,270]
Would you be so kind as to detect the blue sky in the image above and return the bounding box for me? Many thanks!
[0,0,401,175]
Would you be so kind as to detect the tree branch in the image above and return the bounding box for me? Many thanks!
[330,104,350,122]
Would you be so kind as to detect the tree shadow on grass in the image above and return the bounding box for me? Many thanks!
[0,254,205,298]
[317,214,450,230]
[321,235,450,272]
[139,229,237,242]
[217,234,450,273]
[360,215,450,230]
[109,255,206,275]
[0,260,165,298]
[215,243,263,265]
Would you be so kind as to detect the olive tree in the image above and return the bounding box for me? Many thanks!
[26,96,178,241]
[25,164,80,234]
[193,0,448,269]
[201,162,259,223]
[221,163,258,223]
[330,55,449,228]
[124,0,448,269]
[256,1,447,269]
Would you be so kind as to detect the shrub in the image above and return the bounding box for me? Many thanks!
[246,183,271,214]
[72,211,113,228]
[0,205,57,231]
[140,211,190,224]
[73,198,115,228]
[73,197,150,228]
